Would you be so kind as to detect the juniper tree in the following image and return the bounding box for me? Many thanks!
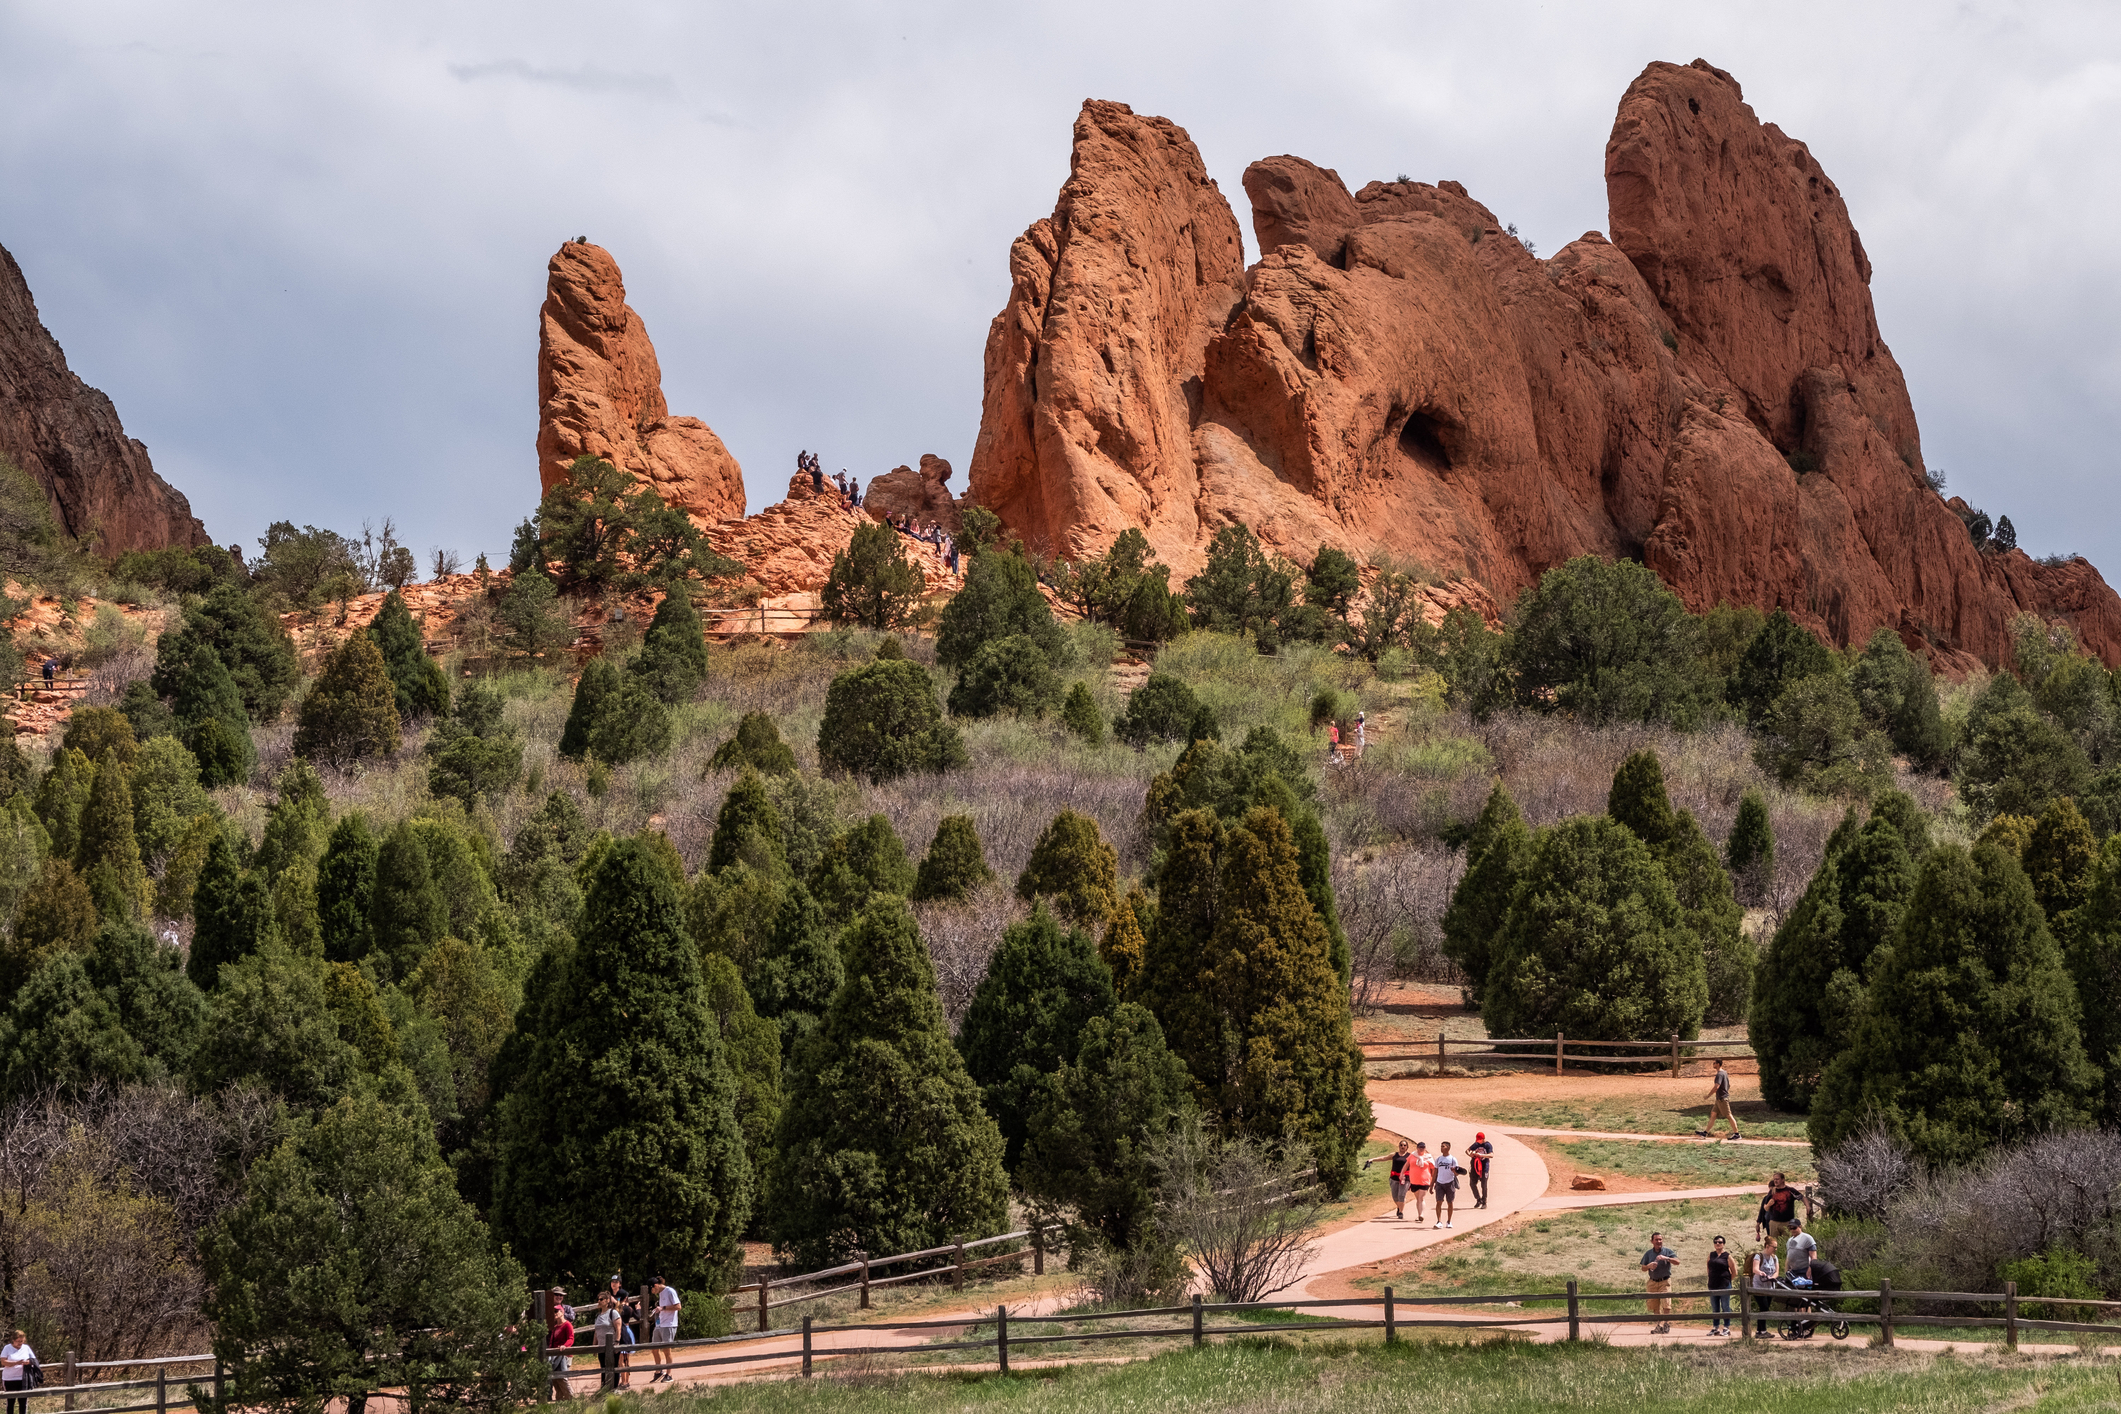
[1499,556,1719,727]
[587,674,674,765]
[947,634,1063,718]
[1016,810,1120,927]
[1113,673,1202,748]
[187,945,373,1114]
[128,736,212,866]
[1727,610,1835,726]
[293,633,402,769]
[2024,796,2100,934]
[1726,788,1775,904]
[6,857,98,986]
[33,747,94,862]
[707,771,787,878]
[701,954,783,1198]
[160,641,256,786]
[708,712,797,776]
[935,547,1067,669]
[808,814,914,927]
[151,581,300,723]
[1440,782,1531,1005]
[75,751,149,922]
[1060,682,1106,745]
[316,814,378,964]
[1102,886,1152,999]
[2066,837,2121,1127]
[910,814,994,902]
[557,658,620,762]
[424,683,523,807]
[1850,627,1949,769]
[188,833,276,990]
[1810,842,2097,1163]
[368,589,450,720]
[1607,750,1678,850]
[816,657,965,783]
[1481,815,1706,1044]
[61,706,137,770]
[493,838,753,1291]
[368,821,449,981]
[820,521,924,630]
[955,904,1117,1169]
[744,882,843,1058]
[631,587,710,704]
[1606,752,1750,1024]
[0,952,148,1098]
[766,896,1009,1267]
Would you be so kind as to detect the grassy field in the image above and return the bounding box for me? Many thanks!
[652,1336,2121,1413]
[1547,1139,1815,1187]
[1472,1096,1811,1141]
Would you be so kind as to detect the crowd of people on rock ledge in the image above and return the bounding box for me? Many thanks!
[798,450,960,573]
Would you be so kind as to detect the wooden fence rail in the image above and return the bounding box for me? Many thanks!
[724,1226,1051,1329]
[1363,1032,1758,1078]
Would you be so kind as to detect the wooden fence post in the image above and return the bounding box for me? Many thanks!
[1878,1278,1893,1349]
[61,1352,75,1412]
[758,1275,770,1333]
[1670,1033,1680,1079]
[801,1316,812,1377]
[1192,1294,1204,1347]
[997,1305,1010,1375]
[213,1358,224,1407]
[1032,1225,1044,1277]
[953,1242,965,1292]
[1567,1279,1579,1342]
[2005,1280,2018,1351]
[1555,1032,1564,1076]
[1384,1287,1396,1345]
[1738,1281,1751,1342]
[1437,1032,1445,1068]
[860,1259,871,1310]
[156,1369,167,1414]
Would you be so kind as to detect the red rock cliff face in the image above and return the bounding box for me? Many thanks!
[537,241,746,525]
[0,245,208,553]
[968,64,2121,668]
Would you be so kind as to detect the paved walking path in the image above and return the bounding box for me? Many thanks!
[1495,1125,1811,1148]
[1520,1182,1764,1211]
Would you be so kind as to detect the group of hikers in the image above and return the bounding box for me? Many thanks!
[797,450,962,573]
[799,450,863,509]
[1326,711,1366,764]
[1638,1171,1818,1336]
[542,1275,683,1396]
[1363,1132,1494,1226]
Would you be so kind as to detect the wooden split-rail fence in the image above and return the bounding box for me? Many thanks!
[1363,1033,1757,1078]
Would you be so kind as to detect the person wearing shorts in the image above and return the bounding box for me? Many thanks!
[1757,1174,1799,1244]
[647,1277,680,1381]
[1408,1143,1436,1223]
[1640,1232,1677,1336]
[1700,1058,1742,1139]
[1431,1141,1461,1229]
[1365,1138,1418,1219]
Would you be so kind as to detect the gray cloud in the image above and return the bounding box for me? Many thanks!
[447,58,676,97]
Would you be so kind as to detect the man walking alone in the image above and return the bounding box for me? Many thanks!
[1699,1057,1742,1139]
[1467,1132,1494,1209]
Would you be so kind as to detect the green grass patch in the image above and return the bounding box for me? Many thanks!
[1469,1096,1810,1141]
[651,1333,2121,1412]
[1549,1139,1813,1187]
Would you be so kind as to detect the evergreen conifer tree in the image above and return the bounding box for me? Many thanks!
[1607,750,1678,850]
[89,919,208,1076]
[744,882,844,1058]
[61,707,137,770]
[1482,816,1706,1044]
[162,641,256,786]
[2024,796,2100,933]
[1811,842,2097,1162]
[316,813,378,964]
[816,657,966,783]
[369,821,449,980]
[1851,627,1949,769]
[0,953,147,1098]
[186,944,374,1112]
[701,953,783,1199]
[33,747,94,862]
[631,588,710,704]
[557,658,620,762]
[955,904,1117,1169]
[708,712,798,776]
[1726,787,1775,904]
[766,896,1008,1267]
[808,815,915,926]
[151,581,300,723]
[367,589,450,719]
[1135,807,1370,1194]
[75,752,149,922]
[707,771,787,878]
[293,633,402,768]
[1020,1002,1195,1256]
[910,814,995,902]
[1113,673,1203,748]
[252,759,330,880]
[2065,837,2121,1127]
[1604,752,1751,1023]
[1060,682,1106,745]
[6,857,99,986]
[424,683,523,807]
[587,674,675,765]
[947,634,1063,718]
[1016,810,1120,927]
[1102,886,1151,998]
[1440,782,1531,1005]
[493,838,753,1291]
[1727,610,1835,725]
[128,735,212,868]
[935,548,1067,669]
[187,833,277,990]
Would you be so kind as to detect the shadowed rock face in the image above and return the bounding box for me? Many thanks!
[0,245,208,553]
[537,241,745,525]
[968,63,2121,669]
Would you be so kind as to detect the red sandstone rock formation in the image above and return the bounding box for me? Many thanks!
[0,244,208,553]
[969,66,2121,668]
[705,474,962,600]
[860,454,965,532]
[537,241,745,525]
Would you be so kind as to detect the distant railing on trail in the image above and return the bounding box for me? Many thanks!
[536,1278,2121,1393]
[729,1225,1053,1330]
[10,676,89,701]
[1362,1032,1757,1077]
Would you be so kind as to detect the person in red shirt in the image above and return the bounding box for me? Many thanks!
[1467,1132,1495,1209]
[546,1290,577,1402]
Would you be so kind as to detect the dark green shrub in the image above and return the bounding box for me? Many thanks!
[1017,809,1120,926]
[820,521,923,629]
[744,882,843,1058]
[316,813,378,965]
[1726,610,1834,725]
[1850,628,1949,770]
[7,858,99,985]
[1726,788,1775,904]
[816,658,966,783]
[158,641,255,786]
[1058,529,1187,645]
[424,683,522,807]
[1182,524,1295,643]
[1060,682,1105,745]
[910,815,994,902]
[1754,673,1893,799]
[150,582,300,723]
[494,566,575,658]
[1499,556,1718,727]
[936,548,1066,669]
[557,658,619,762]
[2065,835,2121,1126]
[1113,672,1201,748]
[367,590,449,720]
[708,771,787,878]
[808,814,915,926]
[1440,782,1530,1005]
[1957,693,2094,826]
[586,674,674,765]
[293,633,402,769]
[947,633,1062,718]
[368,820,449,981]
[2024,796,2099,933]
[632,588,710,704]
[187,834,275,990]
[709,712,798,775]
[61,707,137,770]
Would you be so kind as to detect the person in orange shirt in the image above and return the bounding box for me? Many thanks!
[1407,1142,1437,1223]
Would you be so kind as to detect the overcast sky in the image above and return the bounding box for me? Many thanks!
[3,1,2116,579]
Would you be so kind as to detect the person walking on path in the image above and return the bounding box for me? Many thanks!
[1756,1173,1799,1246]
[1748,1243,1780,1337]
[1640,1232,1678,1335]
[1364,1138,1418,1219]
[1706,1236,1736,1335]
[592,1294,623,1392]
[1699,1058,1742,1139]
[1467,1132,1493,1209]
[1,1329,34,1414]
[545,1290,577,1401]
[648,1277,681,1381]
[1354,711,1366,757]
[38,658,54,688]
[1783,1218,1816,1281]
[1408,1142,1435,1224]
[1327,721,1343,765]
[1431,1141,1461,1229]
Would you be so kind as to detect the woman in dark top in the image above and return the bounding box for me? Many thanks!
[1706,1236,1736,1335]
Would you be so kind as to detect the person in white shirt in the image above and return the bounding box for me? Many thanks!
[647,1278,681,1382]
[1431,1141,1461,1228]
[2,1329,35,1414]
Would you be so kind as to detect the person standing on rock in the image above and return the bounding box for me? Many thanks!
[1467,1132,1494,1209]
[1640,1232,1678,1336]
[1431,1141,1461,1229]
[1699,1058,1742,1140]
[1364,1138,1417,1219]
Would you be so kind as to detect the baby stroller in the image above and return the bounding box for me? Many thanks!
[1775,1259,1850,1340]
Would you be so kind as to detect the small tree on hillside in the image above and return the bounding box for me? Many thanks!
[1606,751,1751,1025]
[744,882,844,1058]
[947,634,1062,718]
[1726,610,1834,726]
[493,838,753,1292]
[1481,816,1706,1044]
[1755,673,1893,799]
[1726,788,1775,905]
[766,897,1009,1268]
[1500,556,1719,727]
[368,821,449,982]
[821,522,923,629]
[936,547,1067,669]
[956,904,1117,1169]
[1440,782,1531,1006]
[151,582,300,724]
[1060,682,1106,745]
[2065,837,2121,1128]
[158,642,255,787]
[367,590,450,720]
[187,834,276,991]
[808,814,915,926]
[1016,810,1120,928]
[557,658,620,762]
[587,675,675,765]
[494,566,575,659]
[75,753,148,923]
[816,658,966,783]
[2024,796,2099,934]
[631,588,710,704]
[707,771,787,878]
[294,634,402,769]
[1113,673,1202,748]
[1810,842,2096,1164]
[423,683,523,807]
[316,814,378,965]
[709,712,798,776]
[1183,524,1296,646]
[1851,628,1949,770]
[910,815,994,903]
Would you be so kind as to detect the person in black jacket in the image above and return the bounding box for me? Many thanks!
[1706,1236,1736,1335]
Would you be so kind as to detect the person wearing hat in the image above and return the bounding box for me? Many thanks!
[1467,1131,1494,1209]
[545,1289,576,1401]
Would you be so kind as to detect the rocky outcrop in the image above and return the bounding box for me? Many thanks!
[969,65,2121,668]
[0,244,208,553]
[537,241,745,525]
[860,453,965,532]
[705,474,962,599]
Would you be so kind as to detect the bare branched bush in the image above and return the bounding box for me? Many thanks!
[912,881,1026,1031]
[1816,1120,1918,1223]
[1150,1118,1323,1304]
[1334,843,1465,1011]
